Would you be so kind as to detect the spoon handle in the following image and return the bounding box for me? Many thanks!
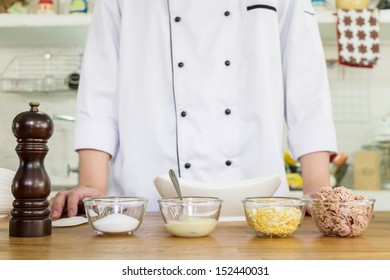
[169,169,183,200]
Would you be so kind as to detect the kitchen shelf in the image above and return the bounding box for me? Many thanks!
[0,14,91,47]
[0,10,390,46]
[0,13,91,27]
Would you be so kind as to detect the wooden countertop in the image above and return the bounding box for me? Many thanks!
[1,212,389,260]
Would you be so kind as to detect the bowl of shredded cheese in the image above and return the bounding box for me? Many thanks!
[242,197,306,238]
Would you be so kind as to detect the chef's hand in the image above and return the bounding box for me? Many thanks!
[50,186,105,219]
[50,149,110,219]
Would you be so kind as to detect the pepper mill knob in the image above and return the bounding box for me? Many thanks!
[9,101,54,237]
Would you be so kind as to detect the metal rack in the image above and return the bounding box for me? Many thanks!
[0,52,80,93]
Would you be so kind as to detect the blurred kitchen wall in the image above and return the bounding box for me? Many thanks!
[325,43,390,156]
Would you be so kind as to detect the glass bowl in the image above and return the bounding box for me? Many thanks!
[83,196,148,236]
[242,197,306,238]
[158,196,223,237]
[307,197,375,237]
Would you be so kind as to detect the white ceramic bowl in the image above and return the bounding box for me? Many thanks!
[154,174,280,221]
[0,168,15,188]
[0,168,16,218]
[0,167,15,178]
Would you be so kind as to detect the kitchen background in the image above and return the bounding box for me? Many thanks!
[0,0,390,194]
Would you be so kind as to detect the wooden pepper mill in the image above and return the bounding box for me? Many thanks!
[9,102,54,237]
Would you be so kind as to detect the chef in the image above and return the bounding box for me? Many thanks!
[50,0,337,218]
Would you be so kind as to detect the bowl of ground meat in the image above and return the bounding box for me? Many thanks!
[307,186,375,237]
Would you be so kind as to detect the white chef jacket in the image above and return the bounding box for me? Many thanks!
[74,0,337,210]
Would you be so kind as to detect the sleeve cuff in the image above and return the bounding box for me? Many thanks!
[287,120,338,160]
[73,119,118,157]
